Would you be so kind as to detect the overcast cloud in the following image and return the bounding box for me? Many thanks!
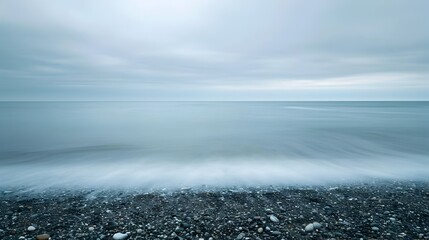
[0,0,428,100]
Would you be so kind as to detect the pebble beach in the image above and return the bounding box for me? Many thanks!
[1,181,428,240]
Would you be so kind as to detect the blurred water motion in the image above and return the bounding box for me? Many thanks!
[0,101,428,189]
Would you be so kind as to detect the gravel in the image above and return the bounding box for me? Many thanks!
[0,181,428,239]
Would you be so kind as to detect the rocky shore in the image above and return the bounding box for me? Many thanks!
[1,181,428,240]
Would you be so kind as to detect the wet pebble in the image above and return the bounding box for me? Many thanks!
[27,226,36,231]
[269,214,279,223]
[236,232,245,239]
[113,232,129,240]
[305,222,322,232]
[36,234,50,240]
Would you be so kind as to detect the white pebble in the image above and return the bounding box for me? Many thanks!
[88,226,95,231]
[113,232,129,240]
[269,215,279,223]
[305,223,314,232]
[27,226,36,231]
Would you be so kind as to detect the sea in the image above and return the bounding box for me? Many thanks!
[0,101,428,189]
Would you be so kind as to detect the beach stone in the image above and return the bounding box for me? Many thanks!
[305,222,322,232]
[236,233,245,239]
[305,223,315,232]
[136,228,143,233]
[113,232,129,240]
[27,226,36,231]
[258,227,263,233]
[36,234,50,240]
[88,226,95,231]
[270,215,279,223]
[372,226,380,231]
[313,222,322,229]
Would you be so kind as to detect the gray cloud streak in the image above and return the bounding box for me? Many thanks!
[0,0,428,100]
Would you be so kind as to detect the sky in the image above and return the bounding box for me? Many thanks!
[0,0,428,101]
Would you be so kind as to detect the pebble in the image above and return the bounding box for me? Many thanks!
[236,232,245,239]
[113,232,129,240]
[372,226,380,231]
[313,222,322,229]
[88,226,95,231]
[270,214,279,223]
[305,223,315,232]
[258,227,263,233]
[36,234,50,240]
[305,222,322,232]
[136,228,143,233]
[27,226,36,231]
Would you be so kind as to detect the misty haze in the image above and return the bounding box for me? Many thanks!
[0,1,428,240]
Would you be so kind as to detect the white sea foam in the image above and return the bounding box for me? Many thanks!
[1,156,428,190]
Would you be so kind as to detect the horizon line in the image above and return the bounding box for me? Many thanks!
[1,100,428,102]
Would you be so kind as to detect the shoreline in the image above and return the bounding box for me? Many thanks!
[1,181,428,239]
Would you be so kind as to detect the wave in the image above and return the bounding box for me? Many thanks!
[1,154,428,190]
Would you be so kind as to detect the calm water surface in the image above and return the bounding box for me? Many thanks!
[0,101,428,188]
